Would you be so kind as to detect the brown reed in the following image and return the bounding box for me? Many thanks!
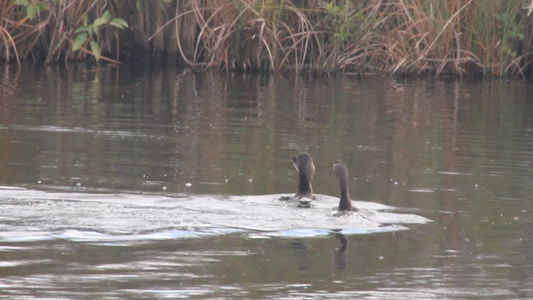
[1,0,533,77]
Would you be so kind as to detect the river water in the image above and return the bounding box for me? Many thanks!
[0,64,533,299]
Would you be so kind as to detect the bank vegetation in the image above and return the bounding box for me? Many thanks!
[2,0,533,77]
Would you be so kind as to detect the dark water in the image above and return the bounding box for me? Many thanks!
[1,65,533,299]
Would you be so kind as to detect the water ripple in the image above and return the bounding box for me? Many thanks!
[0,187,429,244]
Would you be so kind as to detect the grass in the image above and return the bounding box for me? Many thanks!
[1,0,533,77]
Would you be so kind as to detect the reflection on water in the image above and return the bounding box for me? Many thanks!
[334,233,348,270]
[1,64,533,298]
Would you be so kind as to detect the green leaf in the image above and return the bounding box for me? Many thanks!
[72,33,88,51]
[39,2,49,10]
[90,41,101,61]
[74,25,89,34]
[14,0,29,5]
[27,4,38,20]
[102,10,111,23]
[93,17,108,36]
[82,14,88,26]
[109,20,124,29]
[136,0,144,12]
[110,18,128,29]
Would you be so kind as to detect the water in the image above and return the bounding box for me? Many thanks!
[1,65,533,299]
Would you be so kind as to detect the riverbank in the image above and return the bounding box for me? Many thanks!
[2,0,533,77]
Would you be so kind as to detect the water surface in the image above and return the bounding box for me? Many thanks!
[1,65,533,298]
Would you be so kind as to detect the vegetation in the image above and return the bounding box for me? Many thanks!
[2,0,533,77]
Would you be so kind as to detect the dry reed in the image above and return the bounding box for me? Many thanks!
[1,0,533,77]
